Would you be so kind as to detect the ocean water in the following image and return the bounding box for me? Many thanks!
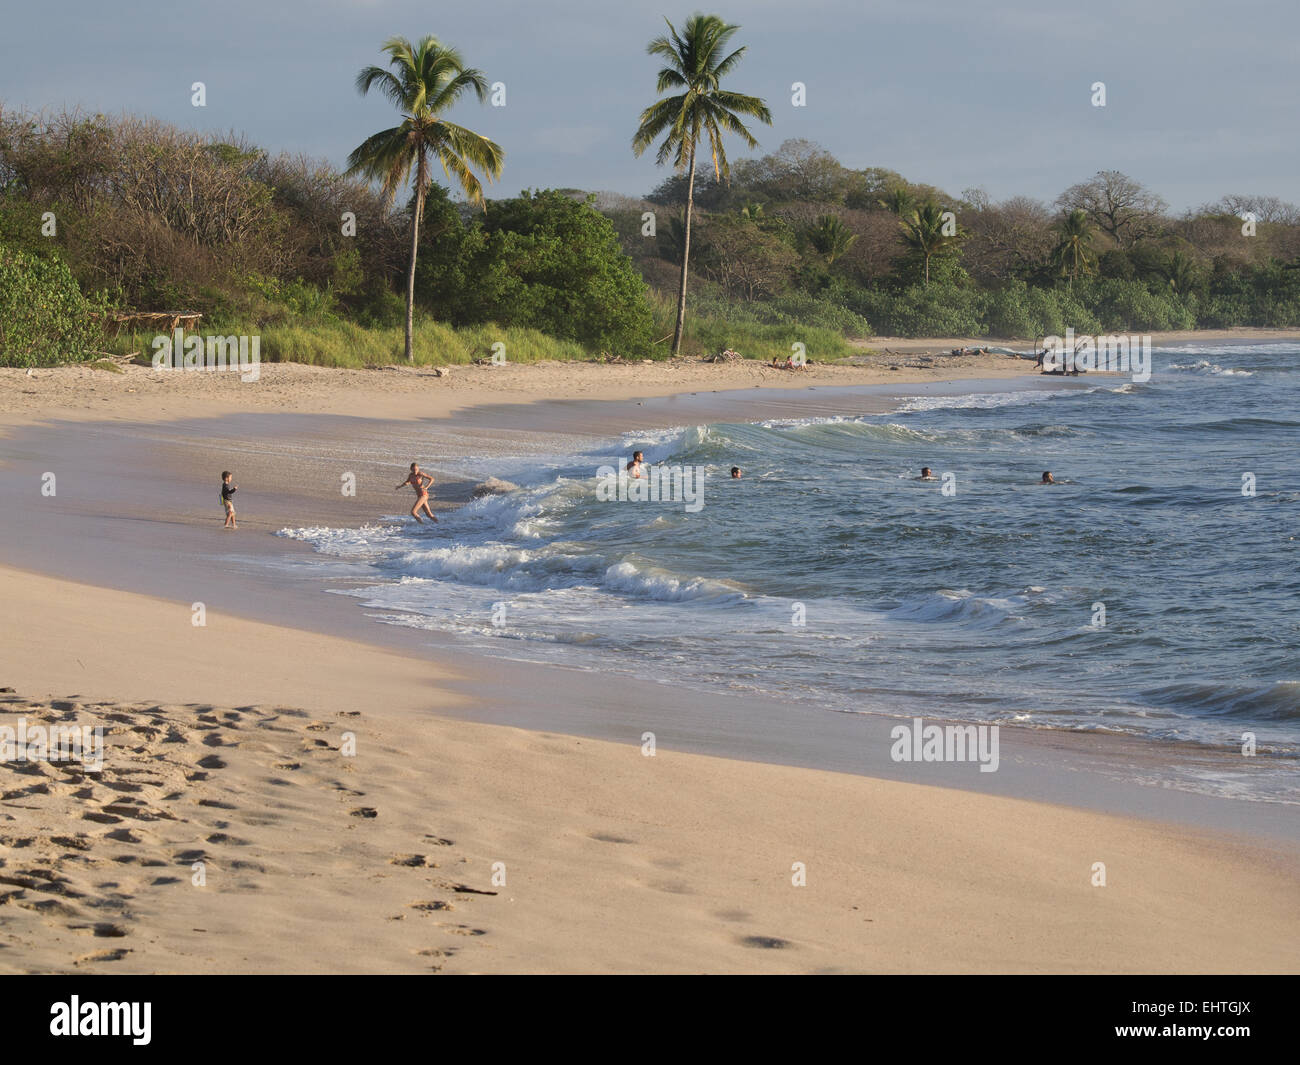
[280,342,1300,798]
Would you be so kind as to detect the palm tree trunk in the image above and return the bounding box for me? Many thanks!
[924,253,930,287]
[404,153,428,363]
[671,147,697,356]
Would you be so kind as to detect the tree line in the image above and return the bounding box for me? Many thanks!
[2,14,1299,367]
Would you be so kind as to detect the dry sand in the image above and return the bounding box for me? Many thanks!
[1,566,1296,974]
[0,349,1033,425]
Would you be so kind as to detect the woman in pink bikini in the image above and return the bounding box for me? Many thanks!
[395,462,437,523]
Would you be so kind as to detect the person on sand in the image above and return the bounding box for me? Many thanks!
[396,462,437,523]
[731,466,742,479]
[626,451,645,479]
[918,467,937,481]
[1040,471,1056,485]
[220,471,237,529]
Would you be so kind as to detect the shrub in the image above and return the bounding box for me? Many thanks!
[0,242,101,366]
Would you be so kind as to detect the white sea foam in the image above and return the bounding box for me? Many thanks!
[1167,359,1254,376]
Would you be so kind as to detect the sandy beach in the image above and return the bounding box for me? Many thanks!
[2,343,1298,974]
[3,567,1296,974]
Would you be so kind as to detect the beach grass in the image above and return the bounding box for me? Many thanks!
[101,306,861,368]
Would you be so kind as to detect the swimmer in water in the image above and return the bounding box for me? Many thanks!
[626,451,645,479]
[918,467,937,481]
[221,471,237,529]
[1040,471,1055,484]
[731,466,742,479]
[396,462,437,523]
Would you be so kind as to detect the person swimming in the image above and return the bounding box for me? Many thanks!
[220,471,237,529]
[1040,471,1055,484]
[918,467,937,481]
[396,462,437,522]
[626,451,645,479]
[731,466,742,479]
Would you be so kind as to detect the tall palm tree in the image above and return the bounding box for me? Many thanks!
[347,35,503,362]
[1051,208,1096,289]
[632,14,771,355]
[901,201,955,286]
[807,214,857,265]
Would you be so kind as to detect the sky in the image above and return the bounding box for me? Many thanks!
[2,0,1296,212]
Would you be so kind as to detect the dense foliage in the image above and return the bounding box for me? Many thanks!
[0,240,101,366]
[2,106,1298,367]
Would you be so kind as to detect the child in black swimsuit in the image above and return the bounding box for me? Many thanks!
[221,471,237,529]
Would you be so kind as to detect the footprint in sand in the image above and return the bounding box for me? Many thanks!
[67,922,128,938]
[205,832,251,846]
[390,854,429,867]
[196,754,226,770]
[738,935,792,950]
[75,948,130,964]
[589,833,636,844]
[103,828,141,844]
[349,807,378,819]
[434,923,486,936]
[408,900,455,912]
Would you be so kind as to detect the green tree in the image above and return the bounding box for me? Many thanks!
[900,201,960,286]
[632,14,771,354]
[877,186,915,217]
[1051,208,1097,288]
[347,35,504,361]
[421,190,655,353]
[806,214,858,265]
[0,242,101,367]
[1160,249,1200,294]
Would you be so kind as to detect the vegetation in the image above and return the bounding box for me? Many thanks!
[3,18,1300,368]
[347,34,503,361]
[632,14,771,354]
[0,241,102,366]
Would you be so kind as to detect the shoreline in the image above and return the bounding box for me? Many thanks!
[4,326,1296,429]
[0,369,1292,829]
[3,343,1297,973]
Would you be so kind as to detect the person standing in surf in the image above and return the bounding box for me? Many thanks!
[221,471,237,529]
[396,462,437,523]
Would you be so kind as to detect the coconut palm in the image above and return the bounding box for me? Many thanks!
[632,14,771,355]
[807,214,857,265]
[878,186,915,217]
[1051,208,1096,289]
[347,35,503,361]
[1161,249,1199,293]
[901,201,956,286]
